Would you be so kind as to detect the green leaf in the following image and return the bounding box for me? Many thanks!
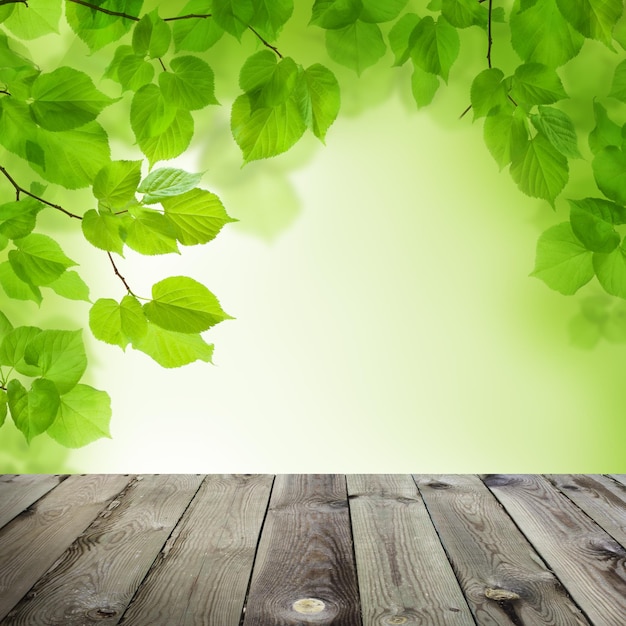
[530,105,582,158]
[592,145,626,204]
[588,101,622,154]
[510,133,569,204]
[441,0,488,28]
[162,188,235,245]
[0,326,43,376]
[359,0,408,24]
[132,11,171,58]
[0,198,43,240]
[531,222,594,294]
[609,59,626,102]
[30,67,117,132]
[81,209,127,255]
[325,20,386,75]
[410,65,440,109]
[143,275,232,333]
[594,243,626,299]
[93,160,142,210]
[409,16,459,82]
[3,0,61,39]
[0,310,13,343]
[159,55,218,110]
[65,0,143,52]
[46,271,91,302]
[118,54,155,92]
[511,63,567,107]
[24,329,87,394]
[125,207,179,255]
[139,168,203,203]
[46,384,112,448]
[7,378,59,443]
[470,68,509,119]
[172,0,223,51]
[310,0,362,29]
[249,0,294,40]
[212,0,254,38]
[388,13,421,66]
[569,197,625,253]
[556,0,623,47]
[0,389,6,429]
[295,64,340,141]
[231,93,307,162]
[0,261,42,304]
[9,234,76,286]
[240,52,299,108]
[90,296,147,349]
[511,0,584,67]
[132,322,214,368]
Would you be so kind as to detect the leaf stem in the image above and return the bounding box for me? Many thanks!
[0,90,10,96]
[163,13,212,22]
[106,252,135,295]
[247,25,283,58]
[66,0,140,21]
[0,166,83,219]
[487,0,493,68]
[158,58,167,72]
[459,104,472,119]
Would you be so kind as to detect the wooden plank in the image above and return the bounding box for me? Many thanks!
[119,474,273,626]
[484,474,626,625]
[347,474,474,626]
[0,474,131,621]
[2,475,204,626]
[242,474,361,626]
[546,475,626,548]
[609,475,626,487]
[0,475,67,531]
[414,474,589,626]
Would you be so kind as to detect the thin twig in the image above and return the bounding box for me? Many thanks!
[107,252,134,295]
[163,13,212,21]
[0,166,83,219]
[459,104,472,119]
[0,89,10,96]
[66,0,140,21]
[158,58,167,72]
[508,94,518,107]
[247,25,283,58]
[487,0,493,68]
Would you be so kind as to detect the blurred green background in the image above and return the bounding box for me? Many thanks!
[2,1,626,472]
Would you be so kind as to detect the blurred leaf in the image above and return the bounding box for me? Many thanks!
[0,326,43,376]
[0,310,13,343]
[592,145,626,204]
[359,0,408,24]
[410,65,440,109]
[441,0,488,28]
[0,389,6,428]
[46,271,91,302]
[556,0,623,47]
[388,13,421,66]
[139,168,203,203]
[310,0,361,29]
[609,59,626,102]
[7,378,59,443]
[594,243,626,299]
[249,0,293,40]
[326,20,386,75]
[3,0,61,39]
[132,11,171,58]
[530,105,581,158]
[93,160,142,210]
[588,101,622,154]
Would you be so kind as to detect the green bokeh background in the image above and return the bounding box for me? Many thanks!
[2,2,625,472]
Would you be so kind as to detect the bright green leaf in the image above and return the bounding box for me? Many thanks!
[132,322,214,368]
[46,271,91,302]
[125,207,179,255]
[569,197,624,252]
[212,0,254,38]
[81,209,127,255]
[93,160,142,210]
[24,329,87,394]
[9,234,76,286]
[131,84,177,139]
[326,20,386,75]
[139,168,204,203]
[409,16,459,82]
[172,0,223,51]
[0,310,13,343]
[592,145,626,204]
[388,13,421,66]
[0,326,43,376]
[144,275,232,333]
[531,222,594,294]
[511,0,584,67]
[310,0,362,29]
[118,54,155,92]
[90,296,147,349]
[249,0,294,40]
[162,188,235,245]
[0,198,42,240]
[132,11,171,58]
[7,378,59,443]
[588,101,622,154]
[511,63,567,107]
[3,0,61,39]
[510,133,569,204]
[159,55,218,110]
[609,59,626,102]
[240,52,299,108]
[359,0,407,24]
[30,67,117,132]
[470,68,509,119]
[46,384,112,448]
[410,65,440,109]
[594,243,626,299]
[530,106,582,158]
[0,261,42,304]
[295,64,340,141]
[0,389,6,428]
[441,0,488,28]
[556,0,623,47]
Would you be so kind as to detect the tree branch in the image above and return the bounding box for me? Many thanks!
[0,90,10,96]
[487,0,493,68]
[66,0,140,21]
[247,25,283,58]
[158,58,167,72]
[459,104,472,119]
[163,13,212,21]
[0,166,83,219]
[107,252,135,295]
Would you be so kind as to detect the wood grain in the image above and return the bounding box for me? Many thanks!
[610,475,626,488]
[0,475,67,531]
[546,475,626,548]
[347,474,474,626]
[242,474,360,626]
[2,474,204,626]
[119,474,273,626]
[415,474,589,626]
[0,474,131,621]
[484,474,626,626]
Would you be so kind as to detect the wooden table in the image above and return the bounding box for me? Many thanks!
[0,474,625,625]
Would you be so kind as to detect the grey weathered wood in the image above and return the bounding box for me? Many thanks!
[2,475,204,626]
[546,475,626,548]
[119,474,273,626]
[484,474,626,626]
[609,475,626,488]
[414,474,589,626]
[0,474,131,621]
[242,474,361,626]
[347,474,474,626]
[0,475,67,531]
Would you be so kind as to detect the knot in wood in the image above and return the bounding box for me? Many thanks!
[86,607,117,619]
[292,598,325,614]
[484,587,520,602]
[385,616,409,624]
